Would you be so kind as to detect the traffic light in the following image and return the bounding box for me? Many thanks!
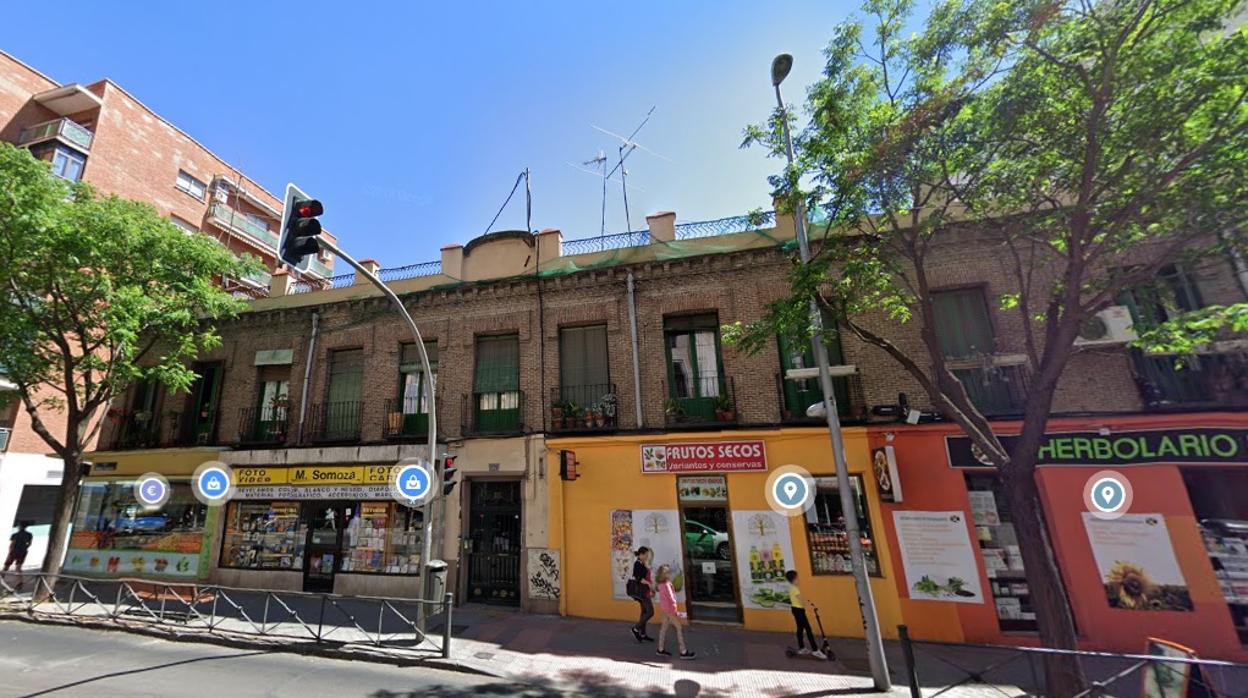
[560,450,579,481]
[278,183,323,269]
[441,454,458,496]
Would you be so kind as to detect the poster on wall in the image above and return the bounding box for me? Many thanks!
[609,509,685,603]
[1082,513,1193,611]
[871,446,903,503]
[63,549,200,577]
[732,510,797,610]
[893,511,984,603]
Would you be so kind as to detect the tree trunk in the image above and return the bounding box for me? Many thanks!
[36,452,83,602]
[1001,460,1088,696]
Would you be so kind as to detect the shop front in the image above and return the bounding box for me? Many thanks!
[872,413,1248,661]
[68,449,222,580]
[549,428,906,637]
[210,463,427,597]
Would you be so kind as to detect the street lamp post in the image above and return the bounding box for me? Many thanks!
[314,236,440,629]
[771,53,891,691]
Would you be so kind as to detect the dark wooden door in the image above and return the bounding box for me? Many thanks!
[466,481,521,605]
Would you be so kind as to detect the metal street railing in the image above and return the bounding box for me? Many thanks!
[0,573,453,659]
[897,624,1248,698]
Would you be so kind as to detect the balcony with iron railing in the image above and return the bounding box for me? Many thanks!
[306,401,363,443]
[382,397,439,441]
[236,406,291,446]
[107,410,182,450]
[208,203,279,249]
[776,371,869,424]
[18,117,94,152]
[550,383,618,432]
[948,359,1031,417]
[1133,348,1248,409]
[664,376,738,428]
[463,390,524,436]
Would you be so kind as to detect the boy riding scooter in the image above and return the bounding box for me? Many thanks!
[784,569,835,661]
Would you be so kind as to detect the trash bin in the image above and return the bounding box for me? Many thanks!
[426,559,448,600]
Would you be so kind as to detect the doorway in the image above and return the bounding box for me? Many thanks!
[303,502,353,593]
[677,476,742,623]
[186,362,223,445]
[466,481,521,605]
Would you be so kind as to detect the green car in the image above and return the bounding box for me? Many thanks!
[684,521,730,561]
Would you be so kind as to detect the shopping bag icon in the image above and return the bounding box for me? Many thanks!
[205,477,221,491]
[405,475,422,492]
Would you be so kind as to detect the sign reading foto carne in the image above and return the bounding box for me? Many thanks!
[641,440,767,474]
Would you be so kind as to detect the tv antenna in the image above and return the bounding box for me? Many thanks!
[591,105,669,232]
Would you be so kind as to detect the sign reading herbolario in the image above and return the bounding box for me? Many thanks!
[946,427,1248,468]
[641,440,767,473]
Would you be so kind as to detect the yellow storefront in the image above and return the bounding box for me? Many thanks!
[69,448,223,580]
[547,427,907,638]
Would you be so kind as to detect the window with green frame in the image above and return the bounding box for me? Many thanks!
[777,324,851,420]
[664,314,724,421]
[398,341,438,436]
[931,287,996,359]
[252,365,289,441]
[1117,263,1205,328]
[473,334,520,432]
[1118,264,1211,405]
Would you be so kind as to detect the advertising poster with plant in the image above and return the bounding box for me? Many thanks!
[609,509,685,603]
[1082,513,1193,612]
[732,510,796,610]
[893,511,984,603]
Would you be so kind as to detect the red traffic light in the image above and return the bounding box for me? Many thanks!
[295,199,323,218]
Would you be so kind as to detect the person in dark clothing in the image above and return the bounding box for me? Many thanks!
[629,547,655,642]
[4,522,34,590]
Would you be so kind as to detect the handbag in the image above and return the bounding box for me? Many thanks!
[626,578,640,599]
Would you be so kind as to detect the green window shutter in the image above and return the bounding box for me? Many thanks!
[559,325,608,392]
[327,349,364,404]
[474,335,519,393]
[399,341,437,414]
[932,288,995,358]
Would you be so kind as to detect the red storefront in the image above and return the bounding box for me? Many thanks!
[869,412,1248,661]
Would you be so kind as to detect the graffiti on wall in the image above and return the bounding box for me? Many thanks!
[528,548,561,600]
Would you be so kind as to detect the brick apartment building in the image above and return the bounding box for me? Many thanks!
[78,205,1248,658]
[0,48,337,571]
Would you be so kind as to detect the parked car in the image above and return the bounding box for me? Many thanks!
[684,520,731,561]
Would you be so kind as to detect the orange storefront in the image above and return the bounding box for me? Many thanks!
[869,412,1248,661]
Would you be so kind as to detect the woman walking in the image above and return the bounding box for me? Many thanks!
[629,547,655,642]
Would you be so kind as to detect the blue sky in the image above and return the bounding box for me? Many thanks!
[2,2,858,267]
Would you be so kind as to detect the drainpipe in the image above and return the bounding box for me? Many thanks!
[297,310,320,443]
[626,271,643,428]
[1221,230,1248,298]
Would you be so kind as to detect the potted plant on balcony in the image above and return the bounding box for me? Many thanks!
[714,394,736,422]
[565,402,583,430]
[591,406,605,428]
[551,401,566,429]
[664,398,686,423]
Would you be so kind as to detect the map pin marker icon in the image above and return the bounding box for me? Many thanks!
[782,480,799,502]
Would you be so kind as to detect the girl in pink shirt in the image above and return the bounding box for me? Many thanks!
[654,564,695,659]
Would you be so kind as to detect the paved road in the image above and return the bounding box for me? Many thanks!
[0,621,575,698]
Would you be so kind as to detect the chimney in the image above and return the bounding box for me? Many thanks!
[646,211,676,242]
[269,268,291,297]
[441,244,464,279]
[536,228,563,264]
[355,259,381,286]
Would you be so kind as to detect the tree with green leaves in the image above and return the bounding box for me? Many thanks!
[0,143,254,587]
[733,0,1246,692]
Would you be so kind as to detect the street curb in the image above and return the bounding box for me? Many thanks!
[0,610,502,680]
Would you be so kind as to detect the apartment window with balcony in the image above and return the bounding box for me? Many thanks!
[49,146,86,181]
[319,349,364,440]
[245,212,270,234]
[243,365,290,444]
[1119,265,1246,406]
[473,334,520,433]
[778,323,858,422]
[664,314,726,422]
[389,341,437,438]
[932,288,1026,416]
[176,170,207,200]
[556,325,614,429]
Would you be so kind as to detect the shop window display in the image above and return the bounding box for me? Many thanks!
[342,503,424,574]
[66,481,207,576]
[220,502,306,570]
[804,475,879,576]
[965,474,1038,632]
[1184,468,1248,644]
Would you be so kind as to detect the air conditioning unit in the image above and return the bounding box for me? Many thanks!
[1074,305,1137,346]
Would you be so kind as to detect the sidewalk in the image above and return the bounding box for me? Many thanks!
[438,604,1030,697]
